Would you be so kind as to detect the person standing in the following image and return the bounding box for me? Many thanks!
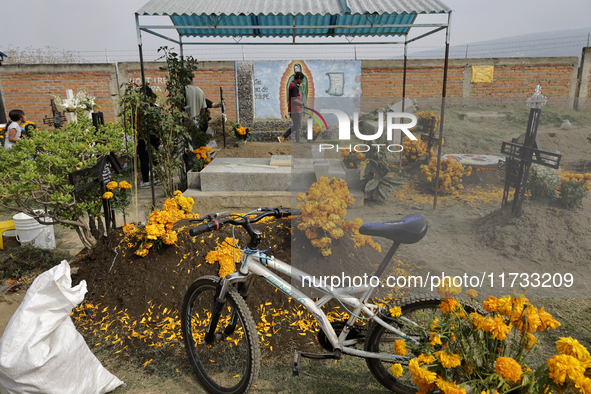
[278,71,305,143]
[4,109,26,152]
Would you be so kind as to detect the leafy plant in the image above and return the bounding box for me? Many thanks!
[361,136,405,201]
[0,113,125,248]
[557,171,590,210]
[340,148,365,168]
[156,47,201,196]
[527,164,558,199]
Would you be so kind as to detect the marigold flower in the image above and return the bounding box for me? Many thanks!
[436,281,462,298]
[556,337,590,360]
[106,181,118,190]
[391,363,403,377]
[465,289,478,298]
[495,357,523,383]
[440,298,461,314]
[102,191,114,199]
[435,350,462,368]
[417,354,435,365]
[547,354,585,386]
[389,306,402,317]
[409,358,437,386]
[435,377,466,394]
[135,248,149,257]
[393,339,407,356]
[119,180,132,189]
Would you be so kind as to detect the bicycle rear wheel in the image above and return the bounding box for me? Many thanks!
[364,295,448,393]
[181,276,260,394]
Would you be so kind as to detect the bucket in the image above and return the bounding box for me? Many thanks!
[13,212,56,250]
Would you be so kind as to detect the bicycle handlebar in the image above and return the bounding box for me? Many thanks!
[189,207,301,237]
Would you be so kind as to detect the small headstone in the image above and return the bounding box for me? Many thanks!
[560,120,572,129]
[207,127,215,136]
[206,140,218,148]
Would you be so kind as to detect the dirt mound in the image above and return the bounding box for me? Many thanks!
[70,216,387,358]
[477,200,591,269]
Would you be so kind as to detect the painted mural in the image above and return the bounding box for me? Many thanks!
[253,60,362,120]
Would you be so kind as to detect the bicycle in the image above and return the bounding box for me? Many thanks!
[182,207,461,394]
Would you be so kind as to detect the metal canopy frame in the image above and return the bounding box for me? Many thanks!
[134,1,453,209]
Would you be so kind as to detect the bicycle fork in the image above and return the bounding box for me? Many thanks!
[204,273,252,344]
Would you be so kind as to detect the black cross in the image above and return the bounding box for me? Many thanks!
[499,86,562,217]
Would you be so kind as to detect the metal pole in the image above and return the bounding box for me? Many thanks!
[433,13,452,211]
[136,13,156,209]
[399,41,408,172]
[465,44,468,59]
[220,87,226,148]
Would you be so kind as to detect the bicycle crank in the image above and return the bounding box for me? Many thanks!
[317,322,364,352]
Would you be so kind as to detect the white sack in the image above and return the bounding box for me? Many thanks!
[0,260,123,394]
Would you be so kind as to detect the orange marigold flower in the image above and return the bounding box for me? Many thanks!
[106,181,118,190]
[495,357,523,383]
[102,191,114,199]
[394,340,407,356]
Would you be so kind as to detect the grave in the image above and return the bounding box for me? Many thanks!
[185,154,364,210]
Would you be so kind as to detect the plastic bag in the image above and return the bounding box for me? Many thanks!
[0,260,124,394]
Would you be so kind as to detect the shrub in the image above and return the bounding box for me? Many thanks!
[527,164,559,199]
[557,171,591,210]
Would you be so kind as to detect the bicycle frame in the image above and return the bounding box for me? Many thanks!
[217,248,417,363]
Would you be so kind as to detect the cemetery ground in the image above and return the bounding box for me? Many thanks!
[1,103,591,393]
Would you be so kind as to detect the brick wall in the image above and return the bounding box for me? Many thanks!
[0,56,585,128]
[119,61,237,122]
[361,58,578,103]
[0,64,117,124]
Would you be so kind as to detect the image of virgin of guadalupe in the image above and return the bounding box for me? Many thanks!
[285,63,309,107]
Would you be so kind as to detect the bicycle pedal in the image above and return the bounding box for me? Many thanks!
[292,351,302,377]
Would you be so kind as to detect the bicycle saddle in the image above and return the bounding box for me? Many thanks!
[359,215,428,244]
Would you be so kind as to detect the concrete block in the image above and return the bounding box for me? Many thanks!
[187,170,201,190]
[200,158,291,192]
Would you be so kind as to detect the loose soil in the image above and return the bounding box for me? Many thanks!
[1,119,590,392]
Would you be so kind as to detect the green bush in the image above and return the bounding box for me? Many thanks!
[559,180,588,210]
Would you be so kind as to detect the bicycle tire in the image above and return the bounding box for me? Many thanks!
[181,275,260,394]
[364,294,467,394]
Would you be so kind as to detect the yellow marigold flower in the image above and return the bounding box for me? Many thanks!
[474,315,495,332]
[514,304,541,333]
[489,315,511,340]
[556,337,591,360]
[547,354,585,386]
[144,242,153,249]
[122,223,137,234]
[349,163,354,168]
[389,306,402,317]
[525,333,538,350]
[119,181,132,189]
[417,354,435,365]
[106,181,118,190]
[174,190,182,196]
[436,281,462,298]
[391,363,403,378]
[135,248,149,257]
[465,289,478,298]
[538,307,561,330]
[435,377,466,394]
[162,231,178,245]
[409,358,437,387]
[435,350,462,368]
[495,357,523,383]
[496,297,514,316]
[102,191,114,199]
[439,298,460,314]
[394,340,407,356]
[430,317,440,332]
[429,332,442,346]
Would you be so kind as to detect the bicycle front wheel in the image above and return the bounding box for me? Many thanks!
[181,276,260,394]
[364,295,445,394]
